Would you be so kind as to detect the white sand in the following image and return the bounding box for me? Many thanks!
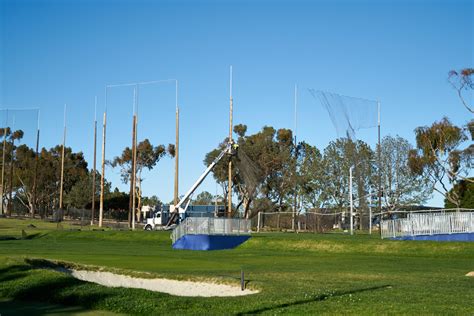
[466,271,474,277]
[69,270,258,297]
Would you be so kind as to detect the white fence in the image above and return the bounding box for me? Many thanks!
[381,211,474,239]
[171,217,251,244]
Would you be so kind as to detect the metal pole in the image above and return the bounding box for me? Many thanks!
[350,166,354,235]
[91,97,97,225]
[174,104,179,207]
[369,187,372,234]
[59,104,67,215]
[228,66,233,218]
[377,101,382,235]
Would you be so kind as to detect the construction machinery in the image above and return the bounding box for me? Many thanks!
[144,141,237,231]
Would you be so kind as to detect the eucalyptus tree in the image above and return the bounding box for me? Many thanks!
[204,125,294,218]
[448,68,474,114]
[297,142,326,210]
[14,145,89,217]
[408,117,472,208]
[111,139,174,224]
[321,138,375,228]
[380,135,432,211]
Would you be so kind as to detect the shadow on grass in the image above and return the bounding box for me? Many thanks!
[0,299,95,316]
[236,284,391,315]
[0,264,31,283]
[0,262,114,313]
[0,233,46,241]
[23,232,46,240]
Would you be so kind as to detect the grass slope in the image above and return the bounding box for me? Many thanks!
[0,218,473,315]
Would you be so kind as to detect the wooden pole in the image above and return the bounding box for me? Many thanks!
[292,83,297,231]
[131,86,138,230]
[99,111,107,227]
[228,66,233,218]
[377,102,382,234]
[91,97,97,225]
[7,132,14,217]
[174,106,179,207]
[32,125,40,218]
[131,114,137,230]
[59,104,66,216]
[128,113,135,228]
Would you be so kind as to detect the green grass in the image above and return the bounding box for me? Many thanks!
[0,218,473,315]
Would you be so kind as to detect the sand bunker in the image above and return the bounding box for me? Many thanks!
[466,271,474,277]
[67,269,258,297]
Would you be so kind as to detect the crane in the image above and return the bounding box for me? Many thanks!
[164,141,238,227]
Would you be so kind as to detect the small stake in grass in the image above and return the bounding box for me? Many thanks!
[241,268,245,291]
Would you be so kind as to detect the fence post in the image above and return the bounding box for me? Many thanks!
[429,214,433,235]
[470,212,473,233]
[257,211,261,233]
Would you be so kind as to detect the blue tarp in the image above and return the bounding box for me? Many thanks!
[391,233,474,242]
[172,234,251,250]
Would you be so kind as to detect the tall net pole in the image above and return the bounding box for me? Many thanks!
[91,97,97,225]
[32,111,40,218]
[99,88,108,228]
[131,85,138,230]
[0,110,8,216]
[128,111,134,227]
[228,66,233,218]
[7,115,15,216]
[377,101,382,232]
[59,104,67,215]
[293,83,297,231]
[174,80,179,207]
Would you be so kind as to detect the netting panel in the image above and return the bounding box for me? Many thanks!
[309,89,378,139]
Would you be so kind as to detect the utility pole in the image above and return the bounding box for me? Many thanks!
[228,66,233,218]
[59,104,67,218]
[174,80,179,207]
[91,97,97,225]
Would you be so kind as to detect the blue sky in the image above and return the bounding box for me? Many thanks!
[0,0,472,206]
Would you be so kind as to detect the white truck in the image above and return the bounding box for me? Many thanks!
[144,205,183,230]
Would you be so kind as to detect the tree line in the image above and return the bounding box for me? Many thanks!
[1,68,472,222]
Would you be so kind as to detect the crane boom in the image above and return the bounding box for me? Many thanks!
[165,142,236,226]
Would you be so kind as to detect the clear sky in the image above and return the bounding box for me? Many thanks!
[0,0,472,207]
